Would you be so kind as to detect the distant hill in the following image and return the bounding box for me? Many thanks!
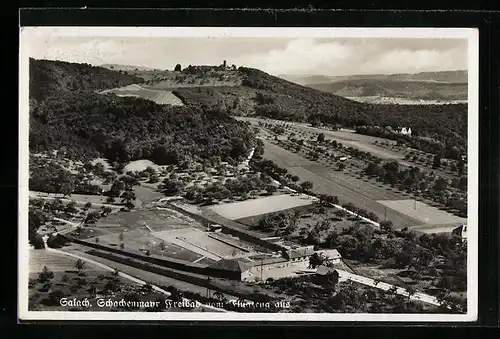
[100,64,160,72]
[308,79,468,101]
[279,70,468,101]
[280,70,467,85]
[29,59,257,164]
[38,61,465,159]
[277,74,336,85]
[167,67,467,157]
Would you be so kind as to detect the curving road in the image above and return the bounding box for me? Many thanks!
[336,269,444,307]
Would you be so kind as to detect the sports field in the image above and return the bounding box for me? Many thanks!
[407,222,465,234]
[238,117,401,159]
[207,194,316,220]
[377,199,467,225]
[95,209,197,232]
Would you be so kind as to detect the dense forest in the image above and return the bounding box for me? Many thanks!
[29,59,257,164]
[172,67,467,152]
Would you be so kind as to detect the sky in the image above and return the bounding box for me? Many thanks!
[27,36,468,76]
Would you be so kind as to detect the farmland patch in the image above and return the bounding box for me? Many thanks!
[377,199,467,225]
[102,84,184,106]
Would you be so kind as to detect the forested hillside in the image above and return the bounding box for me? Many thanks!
[29,59,257,164]
[29,58,144,102]
[172,67,467,156]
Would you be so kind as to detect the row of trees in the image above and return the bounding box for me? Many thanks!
[29,157,102,197]
[364,160,467,215]
[355,125,466,161]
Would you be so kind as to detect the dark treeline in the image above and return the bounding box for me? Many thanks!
[29,58,143,102]
[29,59,257,165]
[238,67,467,152]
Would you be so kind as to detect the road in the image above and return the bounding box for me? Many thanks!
[336,269,444,307]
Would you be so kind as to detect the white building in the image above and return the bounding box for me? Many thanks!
[399,127,412,136]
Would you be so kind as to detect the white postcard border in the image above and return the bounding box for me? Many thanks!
[18,26,479,322]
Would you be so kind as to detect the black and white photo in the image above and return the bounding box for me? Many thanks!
[18,27,478,322]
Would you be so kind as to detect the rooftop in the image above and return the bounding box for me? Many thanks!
[209,258,252,273]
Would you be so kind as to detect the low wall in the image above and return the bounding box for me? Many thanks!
[63,235,239,280]
[207,233,251,252]
[167,202,286,253]
[87,249,241,282]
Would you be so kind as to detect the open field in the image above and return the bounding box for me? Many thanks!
[377,199,466,225]
[407,222,464,234]
[61,244,237,299]
[346,96,468,105]
[92,228,206,263]
[101,84,184,106]
[236,204,313,227]
[261,140,421,228]
[153,227,248,260]
[95,208,196,231]
[207,194,316,220]
[29,249,108,273]
[29,191,121,208]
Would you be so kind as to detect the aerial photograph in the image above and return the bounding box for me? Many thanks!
[21,28,474,319]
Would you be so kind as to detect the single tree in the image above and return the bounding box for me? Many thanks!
[101,206,112,217]
[300,181,313,191]
[432,152,442,169]
[75,259,85,276]
[38,266,54,283]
